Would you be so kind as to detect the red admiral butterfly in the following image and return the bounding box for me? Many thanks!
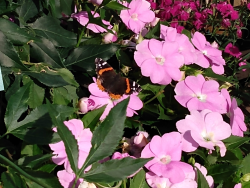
[95,58,142,99]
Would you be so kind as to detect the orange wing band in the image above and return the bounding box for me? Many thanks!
[97,79,105,91]
[125,78,130,94]
[98,67,113,75]
[109,93,122,100]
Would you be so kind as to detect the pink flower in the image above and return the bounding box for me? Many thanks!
[222,18,231,28]
[103,30,117,43]
[237,27,242,38]
[71,11,111,33]
[234,183,242,188]
[89,0,103,5]
[134,39,184,85]
[120,0,155,33]
[221,89,246,137]
[112,152,140,177]
[78,97,96,114]
[224,43,242,58]
[88,78,143,120]
[231,10,239,20]
[247,3,250,10]
[191,32,226,74]
[176,109,232,157]
[170,20,184,33]
[49,119,93,172]
[146,169,197,188]
[133,131,149,148]
[210,41,218,49]
[57,170,83,188]
[239,61,247,71]
[174,74,227,113]
[195,163,214,188]
[141,132,193,183]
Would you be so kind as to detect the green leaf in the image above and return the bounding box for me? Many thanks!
[1,66,12,89]
[16,0,39,23]
[207,164,238,183]
[188,149,209,164]
[57,68,79,87]
[116,49,132,66]
[12,128,61,145]
[52,87,70,105]
[144,20,160,39]
[26,71,69,87]
[0,31,28,70]
[130,169,150,188]
[240,154,250,174]
[47,0,73,18]
[4,82,31,131]
[1,171,27,188]
[83,157,152,183]
[0,18,34,45]
[196,167,210,188]
[47,101,79,173]
[223,136,250,150]
[5,74,22,101]
[64,44,119,71]
[32,16,77,47]
[0,1,20,15]
[18,154,53,169]
[30,38,64,68]
[105,1,129,10]
[37,164,57,173]
[23,79,45,109]
[182,29,192,40]
[79,98,129,174]
[82,105,106,131]
[15,44,30,62]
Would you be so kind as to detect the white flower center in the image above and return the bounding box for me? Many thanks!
[201,131,214,142]
[178,46,184,52]
[155,56,165,65]
[160,155,171,164]
[202,50,208,55]
[196,94,207,102]
[131,13,138,20]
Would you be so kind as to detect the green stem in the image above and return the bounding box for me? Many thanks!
[144,90,164,105]
[0,154,50,188]
[75,27,86,48]
[123,180,126,188]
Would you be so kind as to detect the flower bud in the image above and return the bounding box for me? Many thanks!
[103,30,117,44]
[78,97,95,114]
[211,41,218,49]
[150,17,160,27]
[89,0,103,6]
[242,173,250,182]
[133,131,149,148]
[78,181,97,188]
[188,157,195,165]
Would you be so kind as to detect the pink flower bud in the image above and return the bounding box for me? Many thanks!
[239,61,247,71]
[78,97,95,114]
[89,0,103,5]
[211,41,218,49]
[103,30,117,44]
[133,131,149,148]
[150,17,160,27]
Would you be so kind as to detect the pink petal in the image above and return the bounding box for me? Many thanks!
[185,74,205,94]
[215,141,227,157]
[201,80,220,93]
[149,39,163,57]
[150,65,165,84]
[128,94,143,110]
[162,41,179,57]
[181,131,199,152]
[138,10,155,22]
[191,32,206,50]
[211,64,224,75]
[128,19,145,33]
[162,161,186,183]
[88,83,109,98]
[140,58,156,77]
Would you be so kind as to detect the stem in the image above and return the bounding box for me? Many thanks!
[123,180,126,188]
[75,27,85,48]
[144,90,164,105]
[0,154,50,188]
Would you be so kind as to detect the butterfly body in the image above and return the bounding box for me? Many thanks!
[95,58,142,99]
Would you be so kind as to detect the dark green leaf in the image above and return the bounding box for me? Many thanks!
[240,154,250,174]
[83,157,151,183]
[0,18,33,45]
[116,49,132,66]
[5,82,31,131]
[196,167,210,188]
[12,128,61,145]
[15,44,30,62]
[207,164,238,183]
[105,1,129,10]
[0,31,28,70]
[32,16,76,47]
[1,171,27,188]
[130,169,150,188]
[18,154,53,169]
[79,98,129,174]
[158,105,176,120]
[16,0,39,23]
[0,1,20,15]
[57,68,79,87]
[5,74,22,101]
[52,87,70,105]
[188,149,209,164]
[47,0,73,18]
[144,20,160,39]
[30,38,64,68]
[82,105,106,131]
[21,144,42,156]
[47,101,79,173]
[1,66,12,89]
[64,44,119,71]
[26,71,69,87]
[223,136,250,150]
[37,164,57,173]
[182,29,192,40]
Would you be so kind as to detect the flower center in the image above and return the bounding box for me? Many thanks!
[197,94,207,102]
[155,56,165,65]
[131,13,138,20]
[87,99,95,107]
[202,50,208,55]
[202,131,214,142]
[160,155,171,164]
